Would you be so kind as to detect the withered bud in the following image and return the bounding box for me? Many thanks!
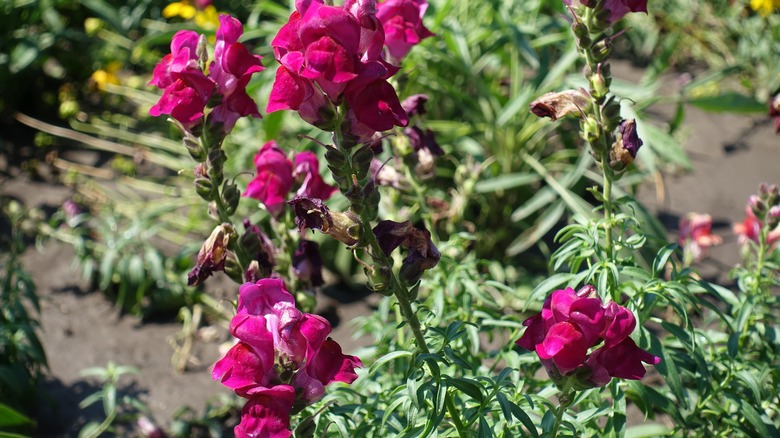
[530,89,590,121]
[187,223,235,286]
[373,220,441,285]
[609,119,643,170]
[289,197,361,246]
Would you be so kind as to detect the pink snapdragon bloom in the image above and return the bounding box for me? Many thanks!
[245,141,294,217]
[770,94,780,134]
[376,0,433,63]
[733,206,780,247]
[149,15,263,132]
[267,0,408,138]
[516,286,659,388]
[678,213,723,263]
[149,31,214,128]
[213,279,362,436]
[209,15,265,131]
[245,143,339,217]
[294,151,339,199]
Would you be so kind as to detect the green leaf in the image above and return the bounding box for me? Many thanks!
[9,39,38,74]
[625,424,672,438]
[650,333,688,409]
[738,399,770,436]
[0,403,33,427]
[652,244,677,278]
[475,172,541,193]
[445,377,484,403]
[507,201,565,256]
[368,351,412,375]
[686,92,765,114]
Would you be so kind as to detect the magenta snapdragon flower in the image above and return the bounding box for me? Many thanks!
[267,0,408,139]
[149,15,263,132]
[376,0,433,63]
[245,142,338,217]
[213,279,362,437]
[516,286,659,388]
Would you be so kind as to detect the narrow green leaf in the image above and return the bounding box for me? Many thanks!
[0,403,33,427]
[625,424,672,438]
[474,172,541,193]
[368,351,412,375]
[446,377,484,403]
[686,92,765,114]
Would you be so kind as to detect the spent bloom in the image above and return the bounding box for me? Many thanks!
[213,279,362,437]
[149,15,263,132]
[376,0,434,63]
[267,0,408,139]
[516,286,659,388]
[678,213,722,263]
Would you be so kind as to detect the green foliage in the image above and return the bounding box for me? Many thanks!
[0,200,46,433]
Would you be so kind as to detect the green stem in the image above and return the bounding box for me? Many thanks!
[551,385,574,438]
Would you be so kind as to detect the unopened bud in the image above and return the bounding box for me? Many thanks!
[221,181,240,216]
[366,265,393,296]
[591,38,612,62]
[223,253,244,284]
[207,149,226,185]
[581,116,601,144]
[183,136,205,161]
[194,177,213,200]
[197,34,209,70]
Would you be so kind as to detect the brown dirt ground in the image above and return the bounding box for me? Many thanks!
[2,61,779,436]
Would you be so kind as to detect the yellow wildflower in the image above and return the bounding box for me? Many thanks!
[194,5,220,30]
[163,1,196,19]
[750,0,780,16]
[91,61,122,91]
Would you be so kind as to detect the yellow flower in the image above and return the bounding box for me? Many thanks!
[750,0,780,16]
[194,5,220,30]
[163,1,196,19]
[91,61,122,91]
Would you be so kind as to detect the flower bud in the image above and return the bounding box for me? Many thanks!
[581,116,601,145]
[366,265,393,296]
[183,136,205,161]
[207,149,226,185]
[590,38,612,62]
[223,253,244,284]
[221,180,240,216]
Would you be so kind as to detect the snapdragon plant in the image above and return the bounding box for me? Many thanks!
[147,0,780,436]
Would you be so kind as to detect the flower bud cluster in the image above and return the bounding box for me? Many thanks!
[734,184,780,247]
[516,286,659,389]
[678,213,723,264]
